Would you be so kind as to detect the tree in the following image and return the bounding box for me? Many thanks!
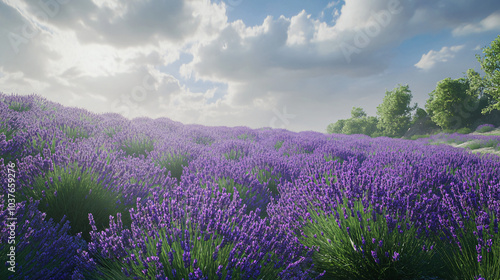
[326,107,379,136]
[376,84,416,137]
[327,119,345,134]
[342,116,378,136]
[425,77,478,130]
[350,107,367,119]
[476,35,500,113]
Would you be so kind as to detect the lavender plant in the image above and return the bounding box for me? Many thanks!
[19,161,131,242]
[300,198,441,279]
[0,198,94,279]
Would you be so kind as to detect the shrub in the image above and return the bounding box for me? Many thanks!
[120,136,154,157]
[155,152,190,181]
[8,101,31,112]
[20,162,131,242]
[436,210,500,280]
[300,198,441,279]
[88,191,309,279]
[59,124,90,140]
[0,198,94,279]
[410,134,430,140]
[476,124,495,133]
[456,127,472,134]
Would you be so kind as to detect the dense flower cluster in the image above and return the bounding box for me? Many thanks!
[1,93,499,279]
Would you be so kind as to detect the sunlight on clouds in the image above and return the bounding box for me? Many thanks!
[414,45,465,70]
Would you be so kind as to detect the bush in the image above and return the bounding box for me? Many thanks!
[0,198,94,279]
[300,198,441,279]
[456,127,472,134]
[20,162,131,242]
[410,134,430,140]
[120,136,154,157]
[476,124,495,133]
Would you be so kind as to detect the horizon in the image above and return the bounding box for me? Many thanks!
[1,0,500,132]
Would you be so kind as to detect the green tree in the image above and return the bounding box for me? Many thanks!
[327,119,346,134]
[342,116,378,136]
[425,77,478,130]
[476,35,500,113]
[326,107,379,136]
[411,107,428,125]
[376,84,416,137]
[350,107,367,118]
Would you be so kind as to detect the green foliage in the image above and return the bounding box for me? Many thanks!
[425,77,478,130]
[410,134,430,140]
[300,199,442,279]
[274,140,284,150]
[327,119,346,134]
[476,35,500,113]
[327,108,378,136]
[237,133,254,141]
[103,126,121,137]
[411,107,428,125]
[20,162,130,242]
[342,116,379,136]
[155,152,190,181]
[351,107,367,119]
[29,132,58,157]
[376,84,416,137]
[223,149,245,161]
[92,213,284,280]
[193,136,214,146]
[253,166,281,197]
[8,101,31,112]
[59,124,90,140]
[120,136,154,157]
[477,125,495,133]
[436,210,500,280]
[456,127,472,134]
[0,124,15,141]
[465,142,482,150]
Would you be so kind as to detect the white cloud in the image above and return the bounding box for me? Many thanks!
[1,0,500,132]
[453,12,500,36]
[414,45,465,71]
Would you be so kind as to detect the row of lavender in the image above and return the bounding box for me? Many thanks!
[1,94,499,279]
[423,132,500,151]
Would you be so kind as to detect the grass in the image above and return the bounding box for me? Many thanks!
[155,152,190,181]
[120,136,154,157]
[8,101,31,112]
[20,162,131,242]
[300,198,443,280]
[436,210,500,280]
[59,124,90,140]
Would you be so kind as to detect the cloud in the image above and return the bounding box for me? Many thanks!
[5,0,227,48]
[453,12,500,36]
[1,0,500,132]
[414,45,465,71]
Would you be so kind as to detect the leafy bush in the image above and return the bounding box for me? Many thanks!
[59,124,90,140]
[436,210,500,280]
[8,101,31,112]
[120,136,154,157]
[456,127,472,134]
[300,199,441,279]
[155,152,190,181]
[476,124,495,133]
[410,134,430,140]
[20,162,130,242]
[0,198,94,279]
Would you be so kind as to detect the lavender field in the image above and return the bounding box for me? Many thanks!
[1,94,499,280]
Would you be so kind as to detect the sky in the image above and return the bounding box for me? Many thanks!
[1,0,500,132]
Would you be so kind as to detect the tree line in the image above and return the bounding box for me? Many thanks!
[327,35,500,138]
